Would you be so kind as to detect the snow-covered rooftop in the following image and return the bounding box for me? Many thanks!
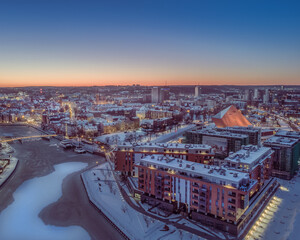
[275,130,300,139]
[213,105,232,119]
[137,154,254,190]
[118,142,212,151]
[190,128,248,139]
[264,136,299,147]
[225,145,273,169]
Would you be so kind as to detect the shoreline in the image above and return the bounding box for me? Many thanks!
[0,125,124,239]
[39,163,124,240]
[0,143,19,188]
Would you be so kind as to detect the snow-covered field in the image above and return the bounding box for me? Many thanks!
[82,162,204,240]
[245,173,300,240]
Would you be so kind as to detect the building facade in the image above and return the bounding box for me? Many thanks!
[264,136,300,179]
[114,142,214,176]
[135,154,278,235]
[223,145,274,189]
[217,126,262,146]
[185,128,249,159]
[151,87,160,103]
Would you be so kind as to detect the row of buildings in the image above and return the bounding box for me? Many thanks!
[114,126,300,235]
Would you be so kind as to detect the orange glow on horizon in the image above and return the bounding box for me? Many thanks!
[1,74,299,87]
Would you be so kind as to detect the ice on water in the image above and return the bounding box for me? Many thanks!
[0,162,90,240]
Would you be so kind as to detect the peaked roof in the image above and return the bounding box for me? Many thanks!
[212,105,251,128]
[213,105,232,119]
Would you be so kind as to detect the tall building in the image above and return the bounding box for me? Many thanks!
[263,136,300,179]
[263,89,269,103]
[254,88,259,99]
[160,88,170,102]
[185,128,249,158]
[275,130,300,157]
[151,87,161,103]
[114,142,214,176]
[212,105,251,128]
[224,145,274,188]
[244,89,249,101]
[135,154,278,235]
[195,86,201,97]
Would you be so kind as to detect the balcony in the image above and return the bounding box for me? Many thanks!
[200,192,206,197]
[192,182,199,187]
[228,199,236,204]
[192,189,199,194]
[165,175,171,180]
[199,205,206,212]
[228,205,236,211]
[228,192,236,197]
[192,195,198,200]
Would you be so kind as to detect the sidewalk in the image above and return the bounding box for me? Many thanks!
[82,160,227,240]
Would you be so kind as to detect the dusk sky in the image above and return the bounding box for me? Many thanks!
[0,0,299,87]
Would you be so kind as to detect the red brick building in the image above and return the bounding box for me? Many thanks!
[135,153,278,235]
[223,145,274,191]
[114,142,214,176]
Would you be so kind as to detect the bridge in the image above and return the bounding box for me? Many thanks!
[0,134,57,143]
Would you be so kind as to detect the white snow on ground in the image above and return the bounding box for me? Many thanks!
[244,173,300,240]
[178,219,226,240]
[82,162,202,240]
[0,143,18,187]
[277,119,293,131]
[0,157,18,187]
[0,162,90,240]
[95,131,147,145]
[153,124,195,143]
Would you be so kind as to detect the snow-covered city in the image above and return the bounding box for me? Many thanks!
[0,84,299,240]
[1,1,300,240]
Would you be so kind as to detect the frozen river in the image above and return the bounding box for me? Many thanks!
[0,162,90,240]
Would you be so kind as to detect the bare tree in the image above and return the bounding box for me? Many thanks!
[143,215,151,228]
[121,203,128,213]
[107,180,113,193]
[178,230,183,240]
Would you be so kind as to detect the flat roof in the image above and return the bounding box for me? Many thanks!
[264,136,299,147]
[219,126,261,133]
[138,154,250,185]
[275,130,300,139]
[225,145,272,166]
[189,129,248,139]
[118,142,212,150]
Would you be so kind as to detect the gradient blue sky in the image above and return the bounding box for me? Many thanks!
[0,0,299,86]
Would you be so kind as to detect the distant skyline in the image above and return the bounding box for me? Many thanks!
[0,0,299,87]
